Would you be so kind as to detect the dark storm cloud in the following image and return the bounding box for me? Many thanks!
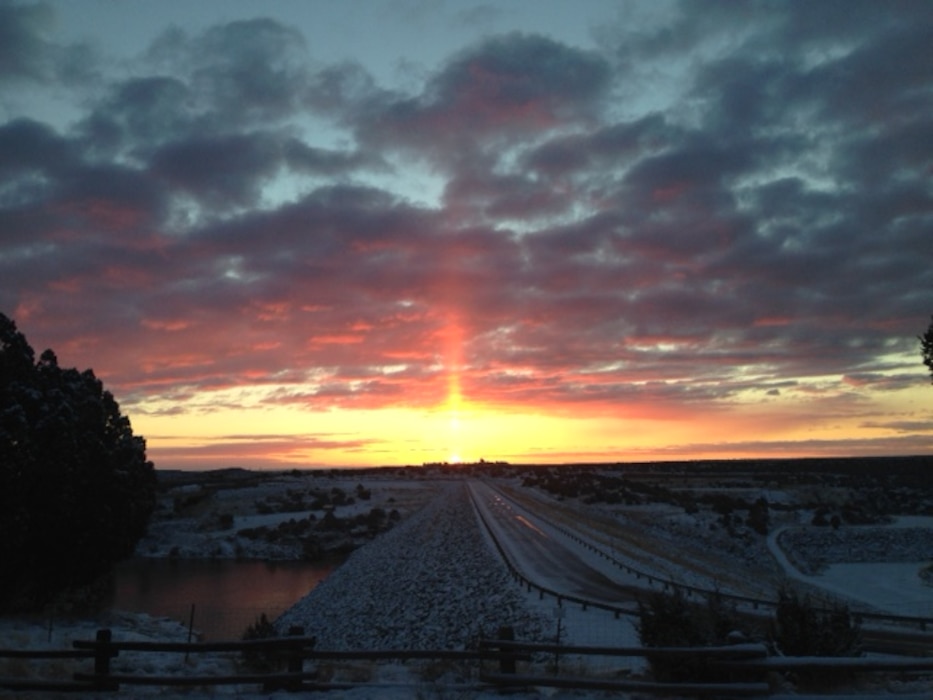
[442,166,575,221]
[0,118,76,176]
[78,77,197,154]
[798,20,933,127]
[0,118,79,212]
[0,0,97,85]
[149,132,285,207]
[344,32,612,158]
[1,0,931,440]
[0,1,52,82]
[145,18,310,124]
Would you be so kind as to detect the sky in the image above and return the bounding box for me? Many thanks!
[1,0,932,470]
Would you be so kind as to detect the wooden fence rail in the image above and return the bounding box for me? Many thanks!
[2,629,931,695]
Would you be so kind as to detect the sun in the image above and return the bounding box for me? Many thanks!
[448,453,461,464]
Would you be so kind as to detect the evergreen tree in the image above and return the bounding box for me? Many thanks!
[0,313,156,611]
[921,315,933,384]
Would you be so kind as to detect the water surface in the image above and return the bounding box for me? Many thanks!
[109,558,334,639]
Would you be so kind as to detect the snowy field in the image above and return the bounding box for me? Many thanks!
[768,516,933,618]
[135,470,441,560]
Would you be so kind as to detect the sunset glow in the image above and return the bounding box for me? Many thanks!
[2,1,931,469]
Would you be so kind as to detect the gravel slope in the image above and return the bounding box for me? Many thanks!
[276,482,551,650]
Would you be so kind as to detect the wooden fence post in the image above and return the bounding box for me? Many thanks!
[185,604,195,663]
[93,629,117,691]
[287,625,305,690]
[497,626,515,675]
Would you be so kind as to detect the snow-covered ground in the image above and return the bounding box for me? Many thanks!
[135,472,440,559]
[0,612,257,697]
[3,470,932,699]
[768,516,933,618]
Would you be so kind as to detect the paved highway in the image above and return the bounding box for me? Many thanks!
[468,480,638,607]
[469,479,933,657]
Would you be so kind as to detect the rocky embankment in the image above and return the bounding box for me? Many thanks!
[276,482,551,650]
[778,526,933,575]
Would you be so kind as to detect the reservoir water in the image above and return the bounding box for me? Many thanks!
[108,558,335,640]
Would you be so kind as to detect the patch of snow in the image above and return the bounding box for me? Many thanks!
[818,562,933,618]
[768,524,933,618]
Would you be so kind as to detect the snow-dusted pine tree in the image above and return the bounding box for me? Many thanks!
[921,315,933,384]
[0,313,156,612]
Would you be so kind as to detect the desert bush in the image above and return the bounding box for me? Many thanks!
[319,510,343,531]
[747,497,769,535]
[237,525,271,540]
[301,535,324,561]
[240,613,282,672]
[637,589,747,682]
[770,588,861,689]
[771,588,861,657]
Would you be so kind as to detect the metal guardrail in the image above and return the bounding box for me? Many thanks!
[469,482,640,618]
[473,481,933,632]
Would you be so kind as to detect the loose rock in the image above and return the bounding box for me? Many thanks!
[276,482,551,650]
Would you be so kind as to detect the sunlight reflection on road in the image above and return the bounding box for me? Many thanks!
[515,514,549,538]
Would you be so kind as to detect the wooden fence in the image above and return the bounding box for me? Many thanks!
[3,628,933,696]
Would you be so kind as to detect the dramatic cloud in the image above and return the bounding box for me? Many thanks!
[383,35,605,133]
[1,0,931,466]
[0,1,93,84]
